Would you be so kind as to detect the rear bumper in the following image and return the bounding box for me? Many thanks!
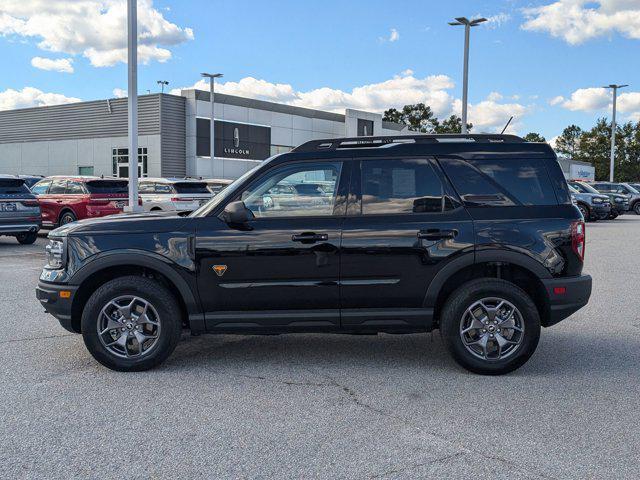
[0,221,41,234]
[35,281,78,333]
[541,274,592,327]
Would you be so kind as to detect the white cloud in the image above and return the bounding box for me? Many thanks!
[484,13,511,28]
[549,95,565,106]
[550,86,640,120]
[31,56,73,73]
[522,0,640,44]
[172,70,531,133]
[389,28,400,42]
[0,86,80,111]
[0,0,194,67]
[112,88,127,98]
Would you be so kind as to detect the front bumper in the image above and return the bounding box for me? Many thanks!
[541,274,592,327]
[36,281,78,333]
[591,203,611,218]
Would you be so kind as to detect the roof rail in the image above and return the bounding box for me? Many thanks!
[292,134,525,153]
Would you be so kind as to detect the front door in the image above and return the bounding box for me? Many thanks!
[195,159,349,330]
[340,157,474,328]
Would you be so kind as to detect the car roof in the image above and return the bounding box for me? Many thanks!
[42,176,127,183]
[0,174,25,181]
[140,177,207,184]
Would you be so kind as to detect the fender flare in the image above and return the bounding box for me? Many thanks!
[423,249,551,308]
[69,250,204,330]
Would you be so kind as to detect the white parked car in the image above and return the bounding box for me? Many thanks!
[139,178,212,212]
[203,178,233,195]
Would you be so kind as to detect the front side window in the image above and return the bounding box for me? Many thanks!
[48,180,67,195]
[361,159,446,214]
[239,162,342,218]
[66,181,85,194]
[138,183,155,194]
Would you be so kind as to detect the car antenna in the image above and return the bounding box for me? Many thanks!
[500,116,513,134]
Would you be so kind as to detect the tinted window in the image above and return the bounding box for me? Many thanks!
[362,159,446,214]
[85,180,128,194]
[173,182,210,194]
[441,158,556,206]
[48,180,67,194]
[0,179,30,194]
[240,162,342,218]
[66,181,85,194]
[31,181,51,195]
[593,183,612,192]
[155,184,173,193]
[138,183,155,194]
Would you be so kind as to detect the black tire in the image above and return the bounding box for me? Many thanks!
[634,202,640,215]
[16,232,38,244]
[81,276,182,371]
[59,210,77,226]
[440,278,541,375]
[576,203,590,222]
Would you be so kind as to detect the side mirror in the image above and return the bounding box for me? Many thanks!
[222,201,253,225]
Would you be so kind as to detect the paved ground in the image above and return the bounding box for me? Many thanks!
[1,217,639,479]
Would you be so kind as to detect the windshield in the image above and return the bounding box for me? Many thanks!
[189,164,263,217]
[85,180,129,194]
[173,182,210,194]
[624,183,640,194]
[572,182,599,194]
[0,179,29,194]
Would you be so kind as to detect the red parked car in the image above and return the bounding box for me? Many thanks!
[31,177,134,227]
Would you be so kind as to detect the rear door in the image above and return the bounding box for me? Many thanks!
[339,157,474,328]
[39,179,67,225]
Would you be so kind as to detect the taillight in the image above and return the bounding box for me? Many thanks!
[21,200,39,207]
[171,197,189,202]
[87,199,110,205]
[571,221,585,261]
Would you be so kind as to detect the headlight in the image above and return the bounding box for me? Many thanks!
[592,197,603,204]
[45,238,66,269]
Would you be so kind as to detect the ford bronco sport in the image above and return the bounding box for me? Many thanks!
[36,134,592,375]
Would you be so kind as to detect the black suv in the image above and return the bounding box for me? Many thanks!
[36,135,592,375]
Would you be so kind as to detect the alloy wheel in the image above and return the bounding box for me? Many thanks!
[459,297,525,361]
[97,295,161,358]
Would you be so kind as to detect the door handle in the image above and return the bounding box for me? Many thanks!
[291,232,329,243]
[417,229,457,241]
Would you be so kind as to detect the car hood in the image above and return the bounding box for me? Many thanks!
[50,211,191,237]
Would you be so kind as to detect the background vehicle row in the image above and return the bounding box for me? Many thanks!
[0,176,41,244]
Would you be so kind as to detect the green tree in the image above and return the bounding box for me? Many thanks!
[555,125,583,160]
[432,115,472,134]
[383,103,437,133]
[579,118,611,180]
[523,132,546,142]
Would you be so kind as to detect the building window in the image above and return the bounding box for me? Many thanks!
[270,145,293,156]
[196,118,211,157]
[112,147,148,178]
[78,166,94,176]
[358,119,374,136]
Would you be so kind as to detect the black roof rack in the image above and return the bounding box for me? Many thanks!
[292,134,525,153]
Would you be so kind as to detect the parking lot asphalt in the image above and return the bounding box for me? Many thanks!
[1,218,639,480]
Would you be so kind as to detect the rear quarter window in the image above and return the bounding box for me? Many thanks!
[85,181,129,194]
[173,183,210,194]
[439,157,558,206]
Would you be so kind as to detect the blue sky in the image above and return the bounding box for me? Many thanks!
[1,0,639,141]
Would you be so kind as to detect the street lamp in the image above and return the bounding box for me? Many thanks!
[449,16,487,134]
[157,80,169,93]
[602,84,628,182]
[201,73,223,165]
[125,0,141,212]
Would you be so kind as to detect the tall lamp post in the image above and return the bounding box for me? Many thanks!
[126,0,141,212]
[449,17,487,134]
[201,73,223,168]
[157,80,169,93]
[603,84,628,182]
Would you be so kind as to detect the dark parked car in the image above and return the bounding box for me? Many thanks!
[36,134,592,375]
[19,175,45,189]
[0,176,41,244]
[591,182,640,215]
[569,180,628,218]
[31,176,132,227]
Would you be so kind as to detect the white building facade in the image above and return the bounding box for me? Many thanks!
[0,90,406,180]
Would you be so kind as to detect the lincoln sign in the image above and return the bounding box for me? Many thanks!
[196,119,271,160]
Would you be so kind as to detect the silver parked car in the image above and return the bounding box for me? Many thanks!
[0,175,42,244]
[138,177,213,212]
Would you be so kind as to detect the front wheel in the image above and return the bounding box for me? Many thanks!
[16,232,38,244]
[440,278,541,375]
[81,276,182,371]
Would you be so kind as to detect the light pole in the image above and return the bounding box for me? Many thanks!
[126,0,141,212]
[157,80,169,93]
[602,84,628,182]
[449,17,487,134]
[201,73,223,165]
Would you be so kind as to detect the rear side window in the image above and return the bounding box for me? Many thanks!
[85,180,128,194]
[66,181,85,194]
[361,159,446,214]
[440,158,557,206]
[48,180,67,194]
[173,182,210,194]
[0,179,30,194]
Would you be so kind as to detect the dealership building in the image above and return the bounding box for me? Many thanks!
[0,90,407,180]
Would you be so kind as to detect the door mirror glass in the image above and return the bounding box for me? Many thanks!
[222,201,254,224]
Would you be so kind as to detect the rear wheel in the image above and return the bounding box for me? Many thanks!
[440,278,541,375]
[59,211,77,226]
[16,232,38,244]
[634,202,640,215]
[81,276,182,371]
